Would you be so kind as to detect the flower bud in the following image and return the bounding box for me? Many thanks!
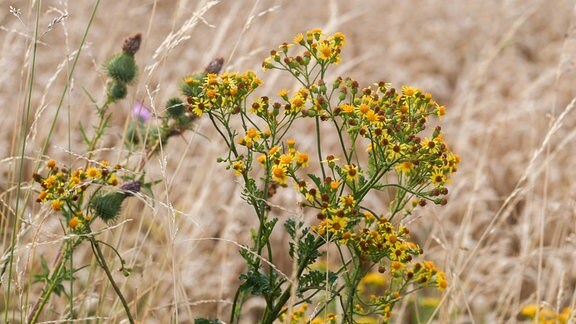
[122,34,142,55]
[107,52,137,84]
[107,81,127,101]
[204,57,224,74]
[90,191,127,223]
[166,97,185,118]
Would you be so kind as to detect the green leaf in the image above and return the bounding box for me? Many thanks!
[298,269,337,294]
[33,256,50,284]
[307,173,323,188]
[239,270,270,296]
[284,218,297,239]
[78,121,90,145]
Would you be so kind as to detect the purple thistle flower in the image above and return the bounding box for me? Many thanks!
[133,100,152,122]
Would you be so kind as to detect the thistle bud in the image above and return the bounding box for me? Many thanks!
[166,97,185,118]
[90,191,127,223]
[106,53,137,84]
[107,81,127,101]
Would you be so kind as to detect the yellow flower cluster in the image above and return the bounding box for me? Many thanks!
[521,304,572,324]
[264,28,346,72]
[34,160,120,229]
[279,304,309,323]
[186,71,262,116]
[185,28,456,322]
[335,80,459,190]
[255,139,309,185]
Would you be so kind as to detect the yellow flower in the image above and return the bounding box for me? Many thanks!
[339,194,355,209]
[361,272,386,287]
[329,180,340,190]
[317,42,333,61]
[290,95,305,109]
[295,152,309,167]
[272,164,289,185]
[268,146,280,157]
[262,57,274,71]
[279,153,293,165]
[359,103,370,114]
[68,216,81,229]
[107,173,118,186]
[436,271,448,291]
[293,33,304,45]
[386,143,408,161]
[251,97,267,114]
[278,88,289,99]
[391,261,403,272]
[86,167,102,179]
[242,128,261,148]
[342,164,360,182]
[307,28,323,42]
[340,103,355,114]
[257,155,267,165]
[401,85,419,97]
[396,161,415,174]
[231,161,245,176]
[38,191,48,201]
[437,105,446,117]
[206,73,219,86]
[51,200,62,211]
[43,175,58,189]
[46,159,57,169]
[327,215,348,233]
[331,32,346,47]
[430,167,446,186]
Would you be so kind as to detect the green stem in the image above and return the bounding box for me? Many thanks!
[342,261,365,322]
[314,116,327,180]
[90,238,134,324]
[6,2,41,322]
[229,287,243,324]
[27,238,81,324]
[84,105,112,168]
[261,238,323,323]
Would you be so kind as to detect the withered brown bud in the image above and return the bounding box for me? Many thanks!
[121,180,141,196]
[32,173,43,183]
[204,57,224,74]
[122,34,142,55]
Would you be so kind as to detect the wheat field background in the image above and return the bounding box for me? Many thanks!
[2,0,576,323]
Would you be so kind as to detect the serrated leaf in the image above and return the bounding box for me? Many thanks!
[298,269,337,293]
[307,173,323,188]
[284,218,297,239]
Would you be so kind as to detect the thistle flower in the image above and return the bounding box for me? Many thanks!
[133,100,152,122]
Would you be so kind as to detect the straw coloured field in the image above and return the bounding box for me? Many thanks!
[2,0,576,323]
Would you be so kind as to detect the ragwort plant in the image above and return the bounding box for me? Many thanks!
[182,29,459,323]
[28,34,209,323]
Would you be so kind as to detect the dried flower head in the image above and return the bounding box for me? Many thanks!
[204,57,224,74]
[122,33,142,55]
